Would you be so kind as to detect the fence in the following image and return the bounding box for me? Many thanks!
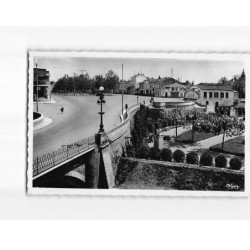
[33,135,95,177]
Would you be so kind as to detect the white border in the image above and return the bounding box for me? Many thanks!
[28,51,250,196]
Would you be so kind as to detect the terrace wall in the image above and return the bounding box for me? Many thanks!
[116,157,245,191]
[105,104,139,178]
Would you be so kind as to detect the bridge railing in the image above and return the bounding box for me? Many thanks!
[33,104,141,177]
[33,135,95,177]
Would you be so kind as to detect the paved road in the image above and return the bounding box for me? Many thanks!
[33,94,151,158]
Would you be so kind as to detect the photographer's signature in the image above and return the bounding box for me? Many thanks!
[226,183,240,190]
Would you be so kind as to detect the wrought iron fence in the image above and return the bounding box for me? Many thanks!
[33,135,95,177]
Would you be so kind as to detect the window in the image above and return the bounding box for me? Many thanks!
[226,92,229,98]
[209,92,213,98]
[220,92,224,98]
[214,92,219,98]
[206,101,209,105]
[204,92,207,98]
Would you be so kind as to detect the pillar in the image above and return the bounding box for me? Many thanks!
[153,132,160,150]
[85,146,100,188]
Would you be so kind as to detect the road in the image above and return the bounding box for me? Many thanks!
[33,94,151,158]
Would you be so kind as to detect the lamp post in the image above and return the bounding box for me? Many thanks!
[97,86,105,133]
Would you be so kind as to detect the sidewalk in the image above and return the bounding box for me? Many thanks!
[33,98,57,104]
[34,117,53,131]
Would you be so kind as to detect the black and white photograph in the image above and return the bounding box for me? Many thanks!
[28,52,248,196]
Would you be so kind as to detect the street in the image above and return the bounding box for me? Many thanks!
[33,94,151,158]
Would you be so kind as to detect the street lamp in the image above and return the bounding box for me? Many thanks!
[97,86,105,133]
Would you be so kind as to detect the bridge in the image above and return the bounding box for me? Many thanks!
[32,103,140,188]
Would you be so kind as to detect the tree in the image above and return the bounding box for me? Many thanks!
[218,77,228,85]
[233,70,245,98]
[52,71,120,94]
[94,74,105,90]
[104,70,119,93]
[193,113,244,150]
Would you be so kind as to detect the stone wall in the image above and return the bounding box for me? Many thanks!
[105,104,139,178]
[153,100,195,109]
[116,157,245,191]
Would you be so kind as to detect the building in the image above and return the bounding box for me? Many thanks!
[185,83,239,108]
[123,73,191,98]
[130,73,148,90]
[139,79,150,95]
[120,73,148,95]
[161,82,187,98]
[33,68,52,101]
[147,78,188,98]
[130,73,148,94]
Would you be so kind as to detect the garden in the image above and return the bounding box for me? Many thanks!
[210,136,245,157]
[126,105,245,170]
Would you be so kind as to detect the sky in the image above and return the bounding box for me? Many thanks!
[36,57,245,84]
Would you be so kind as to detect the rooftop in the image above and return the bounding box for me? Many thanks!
[197,84,234,91]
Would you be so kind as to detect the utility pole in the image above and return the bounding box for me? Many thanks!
[171,68,174,78]
[122,64,124,117]
[36,62,39,112]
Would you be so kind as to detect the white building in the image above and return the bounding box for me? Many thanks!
[130,73,148,89]
[150,81,187,98]
[162,82,187,98]
[185,84,239,108]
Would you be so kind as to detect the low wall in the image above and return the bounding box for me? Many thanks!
[153,100,195,110]
[33,112,44,128]
[105,104,140,178]
[116,157,245,191]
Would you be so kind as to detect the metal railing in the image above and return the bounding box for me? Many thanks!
[33,135,95,177]
[33,104,141,177]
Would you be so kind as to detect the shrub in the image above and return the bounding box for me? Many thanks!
[215,154,227,168]
[160,148,172,162]
[173,149,185,163]
[148,147,161,160]
[163,135,171,141]
[136,145,149,159]
[229,157,242,170]
[200,151,213,166]
[147,123,155,133]
[125,143,136,158]
[186,151,198,165]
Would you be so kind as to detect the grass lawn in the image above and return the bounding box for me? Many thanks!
[175,130,216,143]
[210,136,245,156]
